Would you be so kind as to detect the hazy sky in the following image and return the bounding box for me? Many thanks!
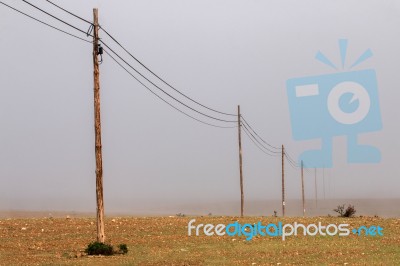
[0,0,399,213]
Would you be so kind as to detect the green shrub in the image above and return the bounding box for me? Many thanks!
[85,242,114,256]
[118,243,128,254]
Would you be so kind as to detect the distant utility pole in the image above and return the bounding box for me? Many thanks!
[301,160,305,217]
[314,168,318,208]
[92,8,105,243]
[237,105,244,217]
[281,145,285,217]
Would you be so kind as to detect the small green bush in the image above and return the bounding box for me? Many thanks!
[118,243,128,254]
[85,242,114,256]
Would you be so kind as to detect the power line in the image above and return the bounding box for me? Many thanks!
[3,1,236,125]
[3,1,315,170]
[40,0,236,118]
[240,115,281,150]
[283,149,313,173]
[44,0,92,24]
[242,125,278,157]
[285,150,299,166]
[284,153,299,169]
[3,1,323,204]
[286,159,299,169]
[19,0,237,123]
[0,1,91,43]
[99,25,236,117]
[100,40,237,124]
[286,160,298,170]
[241,122,280,155]
[284,149,296,162]
[285,150,312,173]
[284,152,297,165]
[103,49,237,129]
[21,0,91,36]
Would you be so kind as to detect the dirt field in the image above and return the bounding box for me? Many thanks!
[0,216,399,265]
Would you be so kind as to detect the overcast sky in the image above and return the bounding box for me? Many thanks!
[0,0,399,214]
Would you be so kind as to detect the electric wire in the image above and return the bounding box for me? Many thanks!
[285,158,299,170]
[2,1,319,178]
[23,0,236,121]
[41,0,235,118]
[286,156,298,167]
[285,151,312,173]
[6,1,237,125]
[100,40,238,123]
[0,0,318,183]
[285,155,299,168]
[4,1,315,167]
[21,0,92,36]
[284,153,299,168]
[44,0,92,24]
[285,150,299,166]
[241,125,278,157]
[99,26,236,117]
[240,115,281,150]
[0,1,91,43]
[241,122,280,154]
[284,150,313,173]
[286,159,298,169]
[103,49,237,129]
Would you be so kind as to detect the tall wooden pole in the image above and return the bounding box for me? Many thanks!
[237,105,244,217]
[92,8,105,243]
[301,160,305,217]
[281,145,285,217]
[314,168,318,208]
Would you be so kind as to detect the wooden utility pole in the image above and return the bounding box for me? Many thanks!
[314,168,318,208]
[92,8,105,243]
[301,160,305,217]
[237,105,244,217]
[281,145,285,217]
